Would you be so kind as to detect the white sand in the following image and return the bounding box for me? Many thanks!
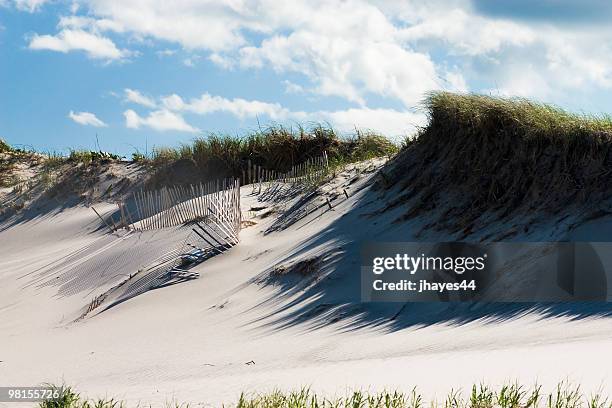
[2,161,612,406]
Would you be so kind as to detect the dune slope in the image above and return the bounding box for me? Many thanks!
[2,156,612,406]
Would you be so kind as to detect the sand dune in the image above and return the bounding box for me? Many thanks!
[2,159,612,406]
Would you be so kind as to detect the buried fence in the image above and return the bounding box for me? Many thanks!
[92,152,330,234]
[82,180,242,319]
[243,151,329,185]
[245,151,330,196]
[77,221,238,320]
[80,154,332,318]
[119,178,241,236]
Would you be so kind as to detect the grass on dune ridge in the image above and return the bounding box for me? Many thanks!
[1,124,399,186]
[38,383,612,408]
[423,92,612,138]
[145,124,398,184]
[377,91,612,237]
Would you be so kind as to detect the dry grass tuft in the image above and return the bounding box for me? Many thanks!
[270,257,322,278]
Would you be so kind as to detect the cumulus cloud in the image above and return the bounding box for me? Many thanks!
[124,89,156,108]
[208,53,234,69]
[384,0,612,97]
[161,93,293,120]
[318,108,425,139]
[283,80,304,94]
[397,7,536,56]
[239,31,440,106]
[232,1,445,106]
[129,90,421,138]
[124,109,198,133]
[25,0,612,111]
[159,92,423,136]
[28,29,128,60]
[78,0,250,51]
[68,110,107,127]
[29,0,447,106]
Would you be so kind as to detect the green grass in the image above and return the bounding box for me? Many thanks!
[68,149,122,164]
[43,151,66,170]
[424,92,612,139]
[39,148,122,169]
[38,386,125,408]
[2,125,397,190]
[131,150,148,163]
[147,124,398,183]
[0,138,12,153]
[38,383,612,408]
[0,139,18,188]
[379,91,612,235]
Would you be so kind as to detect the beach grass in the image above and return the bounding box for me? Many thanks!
[0,138,12,153]
[424,92,612,139]
[378,91,612,236]
[146,124,398,183]
[1,124,398,188]
[38,382,611,408]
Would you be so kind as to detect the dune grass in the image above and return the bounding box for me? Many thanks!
[0,138,12,153]
[234,383,596,408]
[38,386,124,408]
[145,124,398,186]
[379,91,612,237]
[38,383,612,408]
[1,139,120,167]
[424,92,612,139]
[3,125,397,187]
[67,149,122,164]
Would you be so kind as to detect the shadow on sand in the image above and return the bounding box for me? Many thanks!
[243,182,612,333]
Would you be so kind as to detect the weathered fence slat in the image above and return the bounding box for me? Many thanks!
[123,178,242,244]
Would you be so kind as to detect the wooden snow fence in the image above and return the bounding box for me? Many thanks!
[120,179,241,239]
[242,151,330,194]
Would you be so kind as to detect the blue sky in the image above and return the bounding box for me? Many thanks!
[1,0,612,157]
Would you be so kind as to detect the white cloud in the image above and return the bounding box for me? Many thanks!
[28,29,128,60]
[385,0,612,97]
[27,0,612,112]
[240,32,440,106]
[209,52,234,69]
[124,88,156,108]
[235,1,441,107]
[58,15,125,33]
[397,7,536,56]
[68,110,107,127]
[39,0,445,107]
[161,93,293,120]
[318,108,425,139]
[283,80,304,94]
[443,70,469,93]
[124,109,198,133]
[80,0,251,51]
[10,0,50,12]
[142,91,420,138]
[156,49,176,57]
[491,64,553,99]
